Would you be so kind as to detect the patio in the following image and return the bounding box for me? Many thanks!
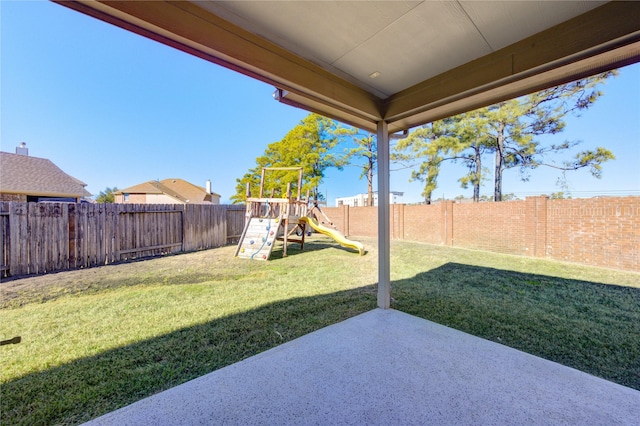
[85,309,640,425]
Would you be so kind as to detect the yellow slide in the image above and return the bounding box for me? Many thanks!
[299,216,364,255]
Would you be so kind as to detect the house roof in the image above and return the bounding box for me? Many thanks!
[57,1,639,133]
[116,178,220,204]
[0,152,91,198]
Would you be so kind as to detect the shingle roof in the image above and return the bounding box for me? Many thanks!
[118,181,165,195]
[0,152,91,198]
[116,178,219,204]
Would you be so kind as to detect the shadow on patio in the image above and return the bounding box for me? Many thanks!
[84,308,639,425]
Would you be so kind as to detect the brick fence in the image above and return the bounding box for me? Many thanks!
[322,196,639,272]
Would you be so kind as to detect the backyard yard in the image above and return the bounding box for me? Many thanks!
[1,235,639,425]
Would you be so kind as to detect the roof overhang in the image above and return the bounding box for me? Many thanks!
[55,1,640,133]
[1,189,89,198]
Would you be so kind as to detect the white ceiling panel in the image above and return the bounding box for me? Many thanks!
[201,1,421,64]
[333,1,492,96]
[197,1,612,98]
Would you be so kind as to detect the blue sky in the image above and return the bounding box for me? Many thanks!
[2,1,639,204]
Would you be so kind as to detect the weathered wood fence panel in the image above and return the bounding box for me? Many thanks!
[0,202,246,278]
[226,205,246,244]
[117,204,183,261]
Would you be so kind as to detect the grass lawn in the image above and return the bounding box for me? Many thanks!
[1,235,639,425]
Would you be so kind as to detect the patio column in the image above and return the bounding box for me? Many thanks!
[376,120,391,309]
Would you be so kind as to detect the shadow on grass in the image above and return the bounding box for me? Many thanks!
[4,262,638,425]
[1,286,377,426]
[269,235,366,259]
[392,263,640,392]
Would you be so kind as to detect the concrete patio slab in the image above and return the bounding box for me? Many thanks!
[85,309,639,425]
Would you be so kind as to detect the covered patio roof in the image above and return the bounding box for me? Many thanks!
[55,1,639,133]
[56,1,640,307]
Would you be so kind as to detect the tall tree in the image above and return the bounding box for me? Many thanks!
[95,187,118,203]
[485,71,616,201]
[451,110,494,202]
[344,132,376,206]
[393,118,463,204]
[395,72,616,202]
[231,114,349,203]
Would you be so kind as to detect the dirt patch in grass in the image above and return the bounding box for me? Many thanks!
[0,235,378,309]
[1,245,243,308]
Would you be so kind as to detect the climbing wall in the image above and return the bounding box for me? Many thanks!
[237,217,282,260]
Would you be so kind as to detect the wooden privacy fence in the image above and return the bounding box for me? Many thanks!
[0,202,246,278]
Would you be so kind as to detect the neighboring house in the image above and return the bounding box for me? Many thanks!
[114,178,220,204]
[335,191,404,207]
[0,145,91,202]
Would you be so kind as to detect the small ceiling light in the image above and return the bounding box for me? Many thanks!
[369,71,381,79]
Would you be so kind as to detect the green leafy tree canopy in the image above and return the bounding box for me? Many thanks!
[95,187,118,203]
[232,114,350,203]
[394,71,617,202]
[344,131,377,206]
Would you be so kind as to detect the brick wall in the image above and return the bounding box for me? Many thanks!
[114,193,147,203]
[322,196,639,272]
[322,206,378,237]
[403,204,443,244]
[454,199,529,256]
[546,197,639,271]
[0,193,26,202]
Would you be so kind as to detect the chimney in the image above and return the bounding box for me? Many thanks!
[16,142,28,156]
[206,179,212,194]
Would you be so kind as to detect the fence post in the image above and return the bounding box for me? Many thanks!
[0,202,9,277]
[68,203,76,269]
[182,204,189,252]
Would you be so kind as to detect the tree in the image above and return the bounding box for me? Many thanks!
[482,71,617,201]
[549,191,571,200]
[395,72,616,202]
[231,114,350,203]
[344,132,376,206]
[95,187,118,203]
[393,118,463,204]
[451,110,495,202]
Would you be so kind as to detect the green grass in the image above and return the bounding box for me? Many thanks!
[1,236,639,425]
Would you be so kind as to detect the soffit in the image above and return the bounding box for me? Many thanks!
[200,1,607,97]
[56,1,640,133]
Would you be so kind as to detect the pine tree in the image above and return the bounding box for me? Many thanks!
[394,72,616,202]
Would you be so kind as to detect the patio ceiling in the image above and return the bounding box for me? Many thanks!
[57,1,640,134]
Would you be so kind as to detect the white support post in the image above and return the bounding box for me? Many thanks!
[376,120,391,309]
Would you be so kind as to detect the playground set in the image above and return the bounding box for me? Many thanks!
[235,167,364,260]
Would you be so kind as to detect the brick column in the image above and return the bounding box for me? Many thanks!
[525,196,548,257]
[397,203,405,240]
[441,201,454,246]
[342,205,349,236]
